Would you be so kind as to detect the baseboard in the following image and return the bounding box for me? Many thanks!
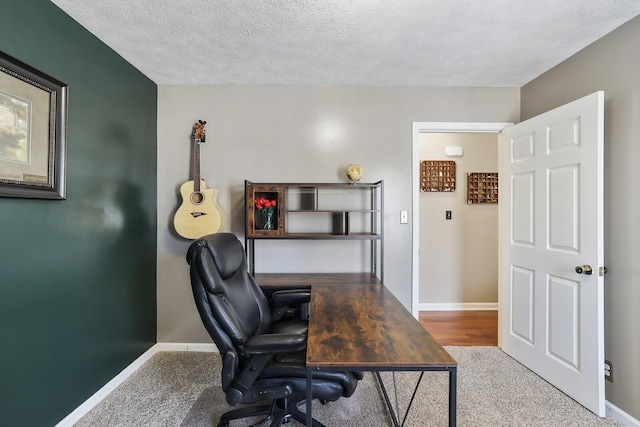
[607,401,640,427]
[155,342,218,352]
[419,302,498,311]
[55,342,218,427]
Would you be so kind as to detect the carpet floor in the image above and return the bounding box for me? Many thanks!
[74,347,621,426]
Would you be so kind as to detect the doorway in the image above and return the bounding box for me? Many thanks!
[416,131,502,346]
[410,122,512,318]
[413,94,605,416]
[418,132,499,308]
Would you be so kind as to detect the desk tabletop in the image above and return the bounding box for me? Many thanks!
[255,273,456,370]
[255,273,381,289]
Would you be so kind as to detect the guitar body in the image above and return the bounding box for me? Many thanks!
[174,179,226,239]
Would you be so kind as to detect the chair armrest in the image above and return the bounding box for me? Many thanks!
[270,289,310,307]
[244,333,307,355]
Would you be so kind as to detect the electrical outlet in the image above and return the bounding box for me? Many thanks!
[604,359,613,382]
[446,210,452,220]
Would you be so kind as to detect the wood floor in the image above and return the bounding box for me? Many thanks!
[419,310,498,346]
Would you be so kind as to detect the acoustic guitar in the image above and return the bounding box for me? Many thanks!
[173,120,226,239]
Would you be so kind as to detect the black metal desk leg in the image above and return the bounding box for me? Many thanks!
[306,368,313,426]
[374,372,401,427]
[449,367,457,427]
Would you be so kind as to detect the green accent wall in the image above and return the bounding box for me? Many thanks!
[0,1,157,425]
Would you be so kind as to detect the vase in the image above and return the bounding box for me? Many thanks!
[262,208,275,230]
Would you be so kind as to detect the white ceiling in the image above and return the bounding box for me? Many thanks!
[51,0,640,87]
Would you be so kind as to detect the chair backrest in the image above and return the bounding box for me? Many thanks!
[187,233,273,361]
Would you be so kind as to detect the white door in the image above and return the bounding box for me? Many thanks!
[499,91,605,416]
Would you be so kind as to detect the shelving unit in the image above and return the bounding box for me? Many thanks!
[420,160,456,192]
[244,180,384,280]
[467,172,499,204]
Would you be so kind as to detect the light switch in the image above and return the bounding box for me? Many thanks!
[400,210,408,224]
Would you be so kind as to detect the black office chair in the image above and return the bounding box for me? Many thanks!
[187,233,360,427]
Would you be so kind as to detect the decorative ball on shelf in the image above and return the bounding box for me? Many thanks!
[345,164,363,183]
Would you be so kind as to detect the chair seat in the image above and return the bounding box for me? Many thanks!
[271,319,308,336]
[251,376,346,404]
[261,359,359,398]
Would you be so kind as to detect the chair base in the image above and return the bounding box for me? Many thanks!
[217,398,326,427]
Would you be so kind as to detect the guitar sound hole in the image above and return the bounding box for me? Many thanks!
[190,191,204,205]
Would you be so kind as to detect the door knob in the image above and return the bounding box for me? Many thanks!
[575,265,593,275]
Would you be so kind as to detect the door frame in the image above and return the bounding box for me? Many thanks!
[411,122,512,318]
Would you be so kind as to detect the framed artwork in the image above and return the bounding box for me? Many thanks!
[420,160,456,192]
[467,172,499,204]
[0,51,68,199]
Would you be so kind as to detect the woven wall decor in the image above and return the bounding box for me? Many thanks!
[420,160,456,192]
[467,172,498,204]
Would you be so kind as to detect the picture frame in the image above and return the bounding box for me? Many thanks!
[420,160,456,192]
[0,50,68,199]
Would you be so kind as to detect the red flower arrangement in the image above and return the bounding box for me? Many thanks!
[254,197,277,230]
[254,197,277,210]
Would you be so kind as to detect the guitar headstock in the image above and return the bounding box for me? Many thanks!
[193,120,207,143]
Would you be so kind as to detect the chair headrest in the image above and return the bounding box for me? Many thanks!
[187,233,245,279]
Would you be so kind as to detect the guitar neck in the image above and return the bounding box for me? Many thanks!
[194,140,201,192]
[192,120,206,193]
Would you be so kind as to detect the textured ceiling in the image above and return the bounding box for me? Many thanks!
[51,0,640,87]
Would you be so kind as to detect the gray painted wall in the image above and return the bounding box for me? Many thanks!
[521,15,640,422]
[156,85,519,343]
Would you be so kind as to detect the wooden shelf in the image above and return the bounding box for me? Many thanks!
[248,232,382,240]
[467,172,499,204]
[245,180,384,279]
[420,160,456,192]
[286,209,380,213]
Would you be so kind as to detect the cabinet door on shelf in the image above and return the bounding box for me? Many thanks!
[247,185,285,236]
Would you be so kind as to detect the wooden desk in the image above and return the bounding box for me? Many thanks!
[255,272,382,288]
[256,274,457,427]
